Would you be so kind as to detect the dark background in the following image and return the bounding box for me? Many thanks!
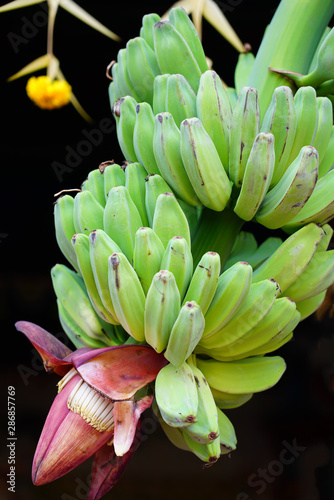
[0,1,334,499]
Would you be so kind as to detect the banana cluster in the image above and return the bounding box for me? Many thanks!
[109,7,334,232]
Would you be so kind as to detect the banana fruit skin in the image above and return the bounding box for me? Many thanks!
[144,173,171,227]
[133,227,165,295]
[165,74,197,128]
[103,162,126,200]
[180,117,232,211]
[155,361,198,427]
[144,270,180,352]
[113,96,138,163]
[133,102,160,175]
[160,236,193,299]
[152,192,191,249]
[81,168,106,208]
[73,190,104,235]
[164,301,205,367]
[54,194,78,272]
[108,252,146,341]
[140,13,161,50]
[124,162,149,227]
[234,52,255,95]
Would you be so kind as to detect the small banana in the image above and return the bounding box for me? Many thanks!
[133,102,160,175]
[155,361,198,427]
[296,290,327,320]
[73,190,104,235]
[180,117,232,211]
[165,74,197,128]
[103,185,143,263]
[234,52,255,95]
[210,388,253,410]
[124,162,149,227]
[116,48,142,102]
[160,236,193,299]
[81,168,106,207]
[153,112,200,206]
[310,96,333,164]
[54,194,78,271]
[108,252,146,341]
[260,86,297,187]
[145,173,172,227]
[139,13,161,50]
[255,145,319,229]
[203,261,253,338]
[181,431,221,463]
[318,125,334,178]
[152,193,191,249]
[316,223,333,252]
[229,86,260,188]
[233,132,275,221]
[133,227,165,295]
[113,96,138,163]
[144,270,181,352]
[216,407,237,453]
[164,302,205,367]
[152,74,169,115]
[183,251,221,315]
[102,162,126,201]
[196,70,232,170]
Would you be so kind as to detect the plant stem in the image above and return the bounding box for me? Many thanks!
[248,0,334,116]
[191,207,244,269]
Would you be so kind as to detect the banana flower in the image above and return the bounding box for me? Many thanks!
[16,321,167,500]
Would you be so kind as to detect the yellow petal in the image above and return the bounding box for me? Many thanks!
[161,0,193,20]
[7,54,51,81]
[0,0,43,13]
[203,0,244,52]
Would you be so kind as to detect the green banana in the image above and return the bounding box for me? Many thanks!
[252,223,324,292]
[144,270,181,352]
[316,223,333,252]
[126,36,160,105]
[164,302,205,367]
[197,356,286,394]
[233,132,275,221]
[168,7,209,73]
[165,74,197,129]
[182,251,220,314]
[133,102,160,175]
[108,252,146,341]
[260,86,297,187]
[296,290,327,320]
[199,279,280,350]
[116,48,142,102]
[196,70,232,170]
[144,173,172,227]
[217,407,237,453]
[140,13,161,50]
[182,359,219,444]
[102,162,126,200]
[108,81,117,109]
[255,145,319,229]
[202,261,253,337]
[153,20,202,93]
[113,96,138,163]
[89,229,121,322]
[153,112,200,206]
[160,236,193,299]
[155,361,198,427]
[152,74,169,115]
[124,162,149,227]
[318,125,334,178]
[81,168,106,208]
[234,52,255,95]
[310,97,333,164]
[133,227,165,295]
[210,388,253,410]
[103,185,143,263]
[152,193,191,249]
[73,190,104,235]
[180,118,232,211]
[226,87,238,108]
[229,86,260,187]
[181,430,221,463]
[54,194,78,272]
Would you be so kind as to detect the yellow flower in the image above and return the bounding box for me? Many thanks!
[26,76,72,110]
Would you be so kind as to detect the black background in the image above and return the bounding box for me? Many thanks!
[1,1,334,499]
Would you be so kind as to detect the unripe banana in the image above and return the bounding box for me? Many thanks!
[260,86,297,186]
[133,227,165,295]
[203,261,253,337]
[89,229,121,322]
[113,96,138,163]
[153,20,202,93]
[180,118,232,211]
[296,290,327,320]
[54,194,78,272]
[126,37,160,105]
[252,223,324,292]
[140,13,161,50]
[217,407,237,453]
[152,74,169,114]
[181,430,221,463]
[164,302,205,367]
[183,251,221,315]
[165,74,197,128]
[229,86,260,187]
[108,252,146,341]
[233,132,275,221]
[310,96,333,164]
[197,355,286,394]
[144,270,181,352]
[155,361,198,427]
[196,70,232,170]
[168,7,209,73]
[81,168,106,207]
[210,388,253,410]
[316,223,333,252]
[102,162,126,201]
[318,125,334,178]
[234,52,255,95]
[103,185,143,263]
[153,112,200,206]
[116,49,142,101]
[73,190,104,234]
[133,102,160,175]
[144,173,172,227]
[255,145,319,229]
[182,359,219,444]
[160,236,193,299]
[72,233,118,325]
[124,162,149,227]
[152,193,191,249]
[108,81,117,109]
